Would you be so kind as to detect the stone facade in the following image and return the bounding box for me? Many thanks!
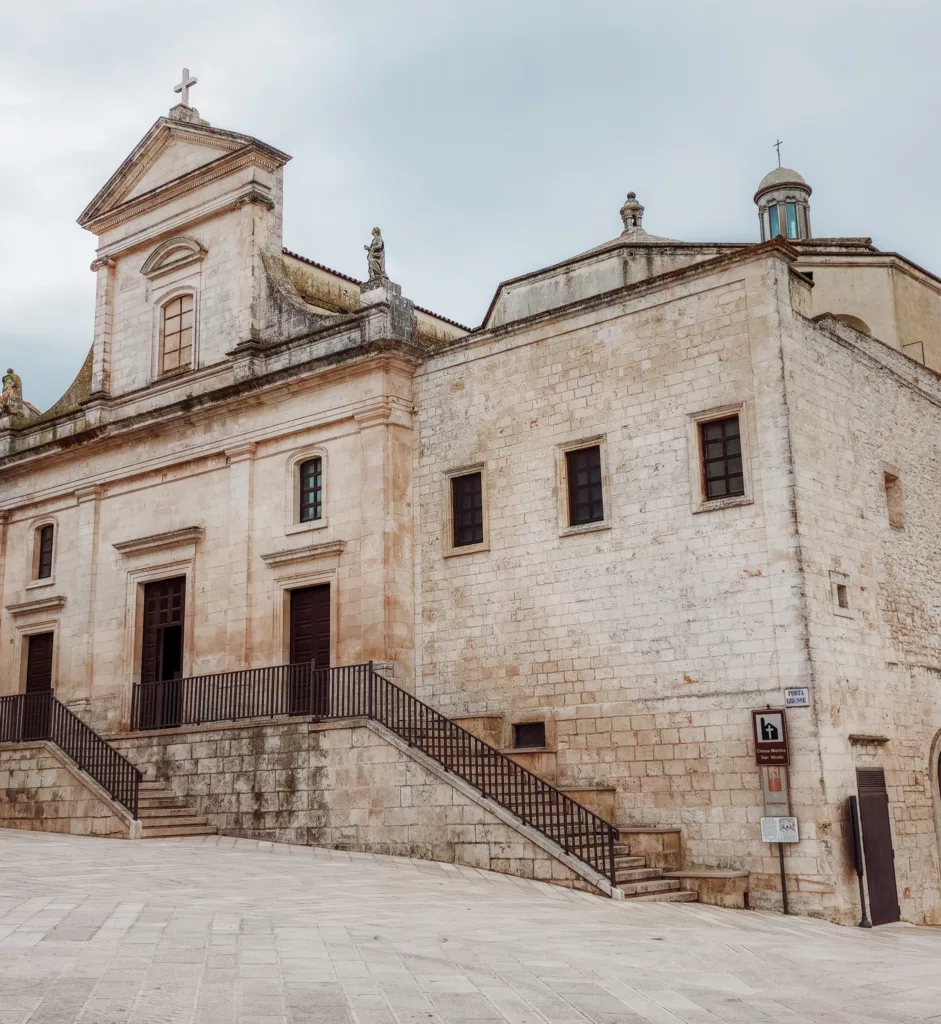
[2,96,941,925]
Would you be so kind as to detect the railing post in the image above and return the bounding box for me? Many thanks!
[608,826,617,888]
[367,661,374,719]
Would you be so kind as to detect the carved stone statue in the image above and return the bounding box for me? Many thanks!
[365,227,387,282]
[0,367,23,416]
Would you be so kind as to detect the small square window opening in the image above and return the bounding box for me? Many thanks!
[451,472,484,548]
[513,721,546,749]
[700,416,744,500]
[566,445,604,526]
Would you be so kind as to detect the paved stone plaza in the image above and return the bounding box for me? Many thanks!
[1,830,940,1024]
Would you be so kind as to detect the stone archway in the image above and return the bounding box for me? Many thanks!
[930,729,941,900]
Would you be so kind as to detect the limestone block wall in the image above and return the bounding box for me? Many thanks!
[0,742,133,839]
[111,719,597,893]
[781,313,941,924]
[413,253,837,914]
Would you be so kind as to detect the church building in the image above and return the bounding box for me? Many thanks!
[3,81,941,928]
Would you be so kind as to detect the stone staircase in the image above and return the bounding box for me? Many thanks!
[136,780,217,839]
[614,841,697,902]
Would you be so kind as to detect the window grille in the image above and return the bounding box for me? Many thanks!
[37,525,54,580]
[161,294,194,373]
[299,457,323,522]
[566,445,604,526]
[451,472,483,547]
[700,416,744,499]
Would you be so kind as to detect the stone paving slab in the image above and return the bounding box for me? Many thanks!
[0,829,939,1024]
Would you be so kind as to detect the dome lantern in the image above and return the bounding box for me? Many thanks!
[754,166,812,241]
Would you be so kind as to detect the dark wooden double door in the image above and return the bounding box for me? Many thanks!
[138,577,186,730]
[23,631,55,738]
[289,584,331,716]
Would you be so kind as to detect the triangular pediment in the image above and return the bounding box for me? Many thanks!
[78,114,291,231]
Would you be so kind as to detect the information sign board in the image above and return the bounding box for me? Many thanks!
[761,816,800,843]
[761,765,791,816]
[752,708,789,766]
[784,687,811,708]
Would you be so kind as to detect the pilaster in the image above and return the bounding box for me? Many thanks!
[74,485,103,704]
[224,442,257,668]
[90,257,116,396]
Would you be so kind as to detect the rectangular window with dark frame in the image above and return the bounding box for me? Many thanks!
[700,416,744,500]
[299,457,323,522]
[513,721,546,749]
[37,525,54,580]
[566,445,604,526]
[451,472,483,548]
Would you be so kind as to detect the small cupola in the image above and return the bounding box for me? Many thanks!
[754,166,812,241]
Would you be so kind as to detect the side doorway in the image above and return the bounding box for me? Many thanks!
[23,631,54,739]
[856,767,901,925]
[138,577,186,729]
[288,584,331,716]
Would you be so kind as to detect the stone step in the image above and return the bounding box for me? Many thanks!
[617,878,682,897]
[139,813,210,827]
[625,890,698,903]
[137,805,199,818]
[614,856,646,870]
[137,798,189,810]
[615,867,663,883]
[140,824,218,839]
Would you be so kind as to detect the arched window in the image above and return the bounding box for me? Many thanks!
[299,457,323,522]
[160,294,194,374]
[35,524,54,580]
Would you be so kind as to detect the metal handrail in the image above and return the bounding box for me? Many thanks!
[130,663,618,885]
[0,691,141,819]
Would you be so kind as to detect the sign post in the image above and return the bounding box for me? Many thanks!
[847,796,872,928]
[753,708,793,914]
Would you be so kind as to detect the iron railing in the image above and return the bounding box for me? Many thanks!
[0,691,141,819]
[130,663,618,885]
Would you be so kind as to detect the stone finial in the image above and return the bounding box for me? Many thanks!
[0,367,24,417]
[365,227,388,283]
[620,192,645,233]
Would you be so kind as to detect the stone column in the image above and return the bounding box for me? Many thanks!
[224,442,257,668]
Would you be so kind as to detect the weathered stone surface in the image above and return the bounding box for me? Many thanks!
[0,742,133,838]
[111,719,599,893]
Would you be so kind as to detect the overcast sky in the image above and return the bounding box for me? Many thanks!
[2,0,940,411]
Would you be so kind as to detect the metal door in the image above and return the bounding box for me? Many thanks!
[856,767,901,926]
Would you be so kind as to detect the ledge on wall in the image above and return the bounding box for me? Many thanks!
[113,526,205,556]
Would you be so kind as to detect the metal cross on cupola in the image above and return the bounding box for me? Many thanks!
[174,68,198,107]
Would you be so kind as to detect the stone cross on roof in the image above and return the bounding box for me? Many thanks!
[773,138,784,167]
[174,68,198,107]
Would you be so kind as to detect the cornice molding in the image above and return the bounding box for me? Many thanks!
[6,595,67,616]
[85,147,281,235]
[113,526,205,556]
[260,540,346,567]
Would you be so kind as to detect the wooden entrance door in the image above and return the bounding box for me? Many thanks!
[140,577,186,729]
[23,632,54,739]
[857,767,901,925]
[289,584,331,715]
